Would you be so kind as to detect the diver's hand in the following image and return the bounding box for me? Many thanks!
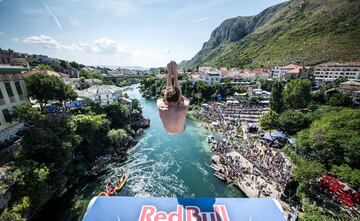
[159,104,168,111]
[157,99,168,111]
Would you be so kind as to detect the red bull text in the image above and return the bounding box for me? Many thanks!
[139,205,230,221]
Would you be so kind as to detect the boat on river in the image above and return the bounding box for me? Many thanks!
[98,175,127,196]
[210,164,221,172]
[115,175,127,192]
[214,172,227,182]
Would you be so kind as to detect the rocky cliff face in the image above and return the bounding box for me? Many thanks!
[180,0,360,68]
[202,16,252,50]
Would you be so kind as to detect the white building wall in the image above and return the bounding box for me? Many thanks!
[200,72,221,85]
[313,63,360,82]
[0,75,28,131]
[271,67,288,80]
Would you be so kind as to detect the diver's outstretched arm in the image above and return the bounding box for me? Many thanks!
[166,62,173,87]
[172,63,182,97]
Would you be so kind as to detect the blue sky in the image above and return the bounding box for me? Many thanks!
[0,0,286,67]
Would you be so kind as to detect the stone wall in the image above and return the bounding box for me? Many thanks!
[0,123,24,142]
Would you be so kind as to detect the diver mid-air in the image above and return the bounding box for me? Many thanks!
[157,61,190,134]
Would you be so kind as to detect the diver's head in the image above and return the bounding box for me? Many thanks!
[164,86,180,104]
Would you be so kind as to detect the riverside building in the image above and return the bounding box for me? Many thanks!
[313,62,360,83]
[199,67,222,85]
[0,65,29,137]
[271,64,308,81]
[75,85,123,106]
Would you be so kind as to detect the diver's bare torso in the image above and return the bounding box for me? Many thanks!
[157,96,190,134]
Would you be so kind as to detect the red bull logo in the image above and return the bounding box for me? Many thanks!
[139,205,230,221]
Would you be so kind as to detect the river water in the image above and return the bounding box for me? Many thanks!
[34,84,244,221]
[107,84,243,198]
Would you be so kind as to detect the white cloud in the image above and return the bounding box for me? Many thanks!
[44,3,62,30]
[22,35,79,50]
[22,35,130,55]
[21,35,173,67]
[23,35,60,48]
[22,35,133,56]
[79,37,131,55]
[192,16,211,23]
[13,38,19,42]
[93,37,131,55]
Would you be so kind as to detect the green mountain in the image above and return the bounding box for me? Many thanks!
[180,0,360,69]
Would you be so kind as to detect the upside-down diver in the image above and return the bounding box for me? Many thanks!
[157,61,190,134]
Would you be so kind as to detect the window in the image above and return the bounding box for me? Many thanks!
[2,109,11,122]
[5,82,14,97]
[15,82,23,95]
[5,82,15,102]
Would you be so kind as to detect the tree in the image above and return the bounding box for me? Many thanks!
[292,157,325,197]
[270,80,284,113]
[131,99,140,110]
[59,60,67,69]
[59,84,77,103]
[69,114,110,161]
[21,116,74,169]
[333,76,347,86]
[69,61,79,69]
[107,129,128,148]
[296,108,360,169]
[259,111,279,133]
[328,92,352,107]
[104,103,130,128]
[12,103,42,123]
[284,79,311,109]
[300,203,336,221]
[278,110,309,135]
[34,64,54,71]
[257,78,273,91]
[25,74,76,110]
[311,91,326,104]
[13,159,53,210]
[0,196,30,221]
[331,165,360,187]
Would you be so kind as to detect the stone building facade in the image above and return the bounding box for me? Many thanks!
[0,66,29,132]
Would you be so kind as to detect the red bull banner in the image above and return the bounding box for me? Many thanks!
[82,197,285,221]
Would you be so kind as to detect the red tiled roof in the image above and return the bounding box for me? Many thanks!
[281,64,302,69]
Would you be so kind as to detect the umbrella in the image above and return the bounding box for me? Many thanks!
[262,134,276,142]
